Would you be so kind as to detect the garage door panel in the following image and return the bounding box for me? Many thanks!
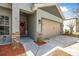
[42,19,61,38]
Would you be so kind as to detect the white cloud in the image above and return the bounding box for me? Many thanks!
[65,16,73,19]
[64,11,76,19]
[60,6,69,12]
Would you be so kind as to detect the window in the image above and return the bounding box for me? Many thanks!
[5,16,9,25]
[0,16,4,25]
[0,16,9,35]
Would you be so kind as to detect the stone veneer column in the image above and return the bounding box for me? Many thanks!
[12,4,20,49]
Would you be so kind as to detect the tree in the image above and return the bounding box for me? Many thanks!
[67,20,75,35]
[73,4,79,19]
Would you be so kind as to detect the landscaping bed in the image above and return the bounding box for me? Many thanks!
[34,41,46,46]
[0,43,26,56]
[48,49,72,56]
[63,32,79,38]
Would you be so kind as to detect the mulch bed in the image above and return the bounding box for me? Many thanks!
[48,49,72,56]
[34,41,46,46]
[0,43,26,56]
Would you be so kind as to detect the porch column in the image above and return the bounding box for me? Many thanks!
[12,4,20,48]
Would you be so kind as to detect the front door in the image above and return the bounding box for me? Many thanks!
[20,22,26,36]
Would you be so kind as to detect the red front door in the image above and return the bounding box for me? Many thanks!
[20,22,26,36]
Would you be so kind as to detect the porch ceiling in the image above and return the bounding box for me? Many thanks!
[39,6,63,19]
[20,9,33,14]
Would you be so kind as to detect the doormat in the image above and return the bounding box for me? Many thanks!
[0,43,26,56]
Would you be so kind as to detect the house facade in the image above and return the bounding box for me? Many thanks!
[0,3,64,42]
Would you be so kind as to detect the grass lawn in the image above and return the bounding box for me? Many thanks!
[73,32,79,35]
[48,49,71,56]
[69,32,79,38]
[63,32,79,38]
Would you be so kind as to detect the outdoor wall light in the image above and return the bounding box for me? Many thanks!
[38,19,41,24]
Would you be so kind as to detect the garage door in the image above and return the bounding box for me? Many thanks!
[42,19,61,38]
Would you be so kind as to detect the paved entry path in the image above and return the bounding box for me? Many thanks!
[20,35,79,56]
[64,42,79,56]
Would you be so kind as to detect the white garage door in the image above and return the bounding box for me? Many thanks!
[42,19,61,38]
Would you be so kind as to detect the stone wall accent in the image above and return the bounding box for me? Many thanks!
[12,32,20,49]
[12,32,20,43]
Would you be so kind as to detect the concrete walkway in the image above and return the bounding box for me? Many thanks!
[20,35,79,56]
[64,42,79,56]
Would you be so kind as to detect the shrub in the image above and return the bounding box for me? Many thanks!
[64,29,70,35]
[36,37,45,43]
[36,33,45,43]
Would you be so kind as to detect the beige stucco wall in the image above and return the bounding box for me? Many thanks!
[0,3,12,9]
[12,4,20,33]
[0,7,12,36]
[27,11,37,40]
[18,3,33,12]
[0,7,11,17]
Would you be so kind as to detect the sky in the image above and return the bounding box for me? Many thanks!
[60,3,79,19]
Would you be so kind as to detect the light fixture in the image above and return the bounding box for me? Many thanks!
[38,19,41,24]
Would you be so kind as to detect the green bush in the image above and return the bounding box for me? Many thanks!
[64,29,70,35]
[36,37,45,43]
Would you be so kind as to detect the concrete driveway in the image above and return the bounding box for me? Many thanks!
[47,35,79,47]
[20,35,79,56]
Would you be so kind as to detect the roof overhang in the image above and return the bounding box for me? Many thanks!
[34,3,65,19]
[55,4,65,19]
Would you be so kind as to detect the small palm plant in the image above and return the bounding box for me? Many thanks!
[36,33,45,43]
[35,33,45,55]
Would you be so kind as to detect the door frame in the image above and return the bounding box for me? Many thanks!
[20,12,27,36]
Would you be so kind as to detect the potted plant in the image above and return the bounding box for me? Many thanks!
[34,33,46,46]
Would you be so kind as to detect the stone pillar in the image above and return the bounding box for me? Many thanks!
[12,4,20,49]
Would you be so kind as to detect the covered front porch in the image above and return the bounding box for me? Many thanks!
[0,4,36,56]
